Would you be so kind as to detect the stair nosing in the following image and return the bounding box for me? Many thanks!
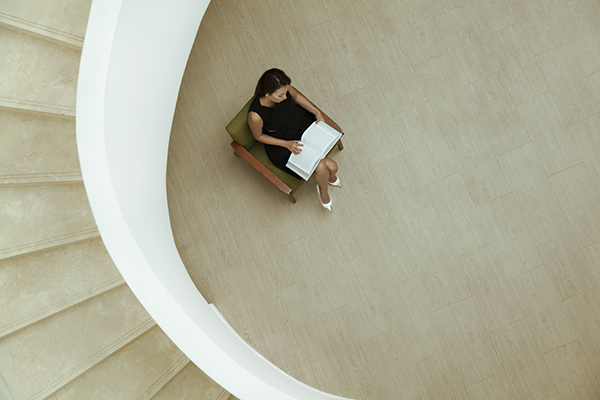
[215,389,234,400]
[0,12,84,50]
[139,355,189,400]
[0,172,83,186]
[0,227,101,261]
[30,318,157,400]
[0,278,126,340]
[0,98,76,119]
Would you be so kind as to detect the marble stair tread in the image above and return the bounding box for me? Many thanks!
[151,361,231,400]
[0,284,155,400]
[0,26,80,115]
[0,109,80,180]
[0,98,76,118]
[0,3,215,400]
[0,172,83,186]
[0,184,97,259]
[0,0,92,46]
[45,326,187,400]
[0,238,125,339]
[0,227,100,261]
[0,13,83,50]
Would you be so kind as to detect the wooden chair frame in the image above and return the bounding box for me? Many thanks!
[231,137,343,204]
[231,140,298,203]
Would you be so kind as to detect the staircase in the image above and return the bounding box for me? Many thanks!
[0,2,234,399]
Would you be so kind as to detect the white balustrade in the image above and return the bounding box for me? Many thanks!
[76,1,353,399]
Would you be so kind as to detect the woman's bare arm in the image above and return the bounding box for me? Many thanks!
[289,86,324,123]
[247,111,303,154]
[289,86,343,133]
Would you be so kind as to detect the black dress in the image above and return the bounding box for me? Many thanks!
[248,91,315,178]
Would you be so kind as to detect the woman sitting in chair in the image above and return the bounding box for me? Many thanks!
[248,68,343,211]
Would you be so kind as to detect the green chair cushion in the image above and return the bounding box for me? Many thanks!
[227,96,306,194]
[248,142,304,192]
[225,98,255,150]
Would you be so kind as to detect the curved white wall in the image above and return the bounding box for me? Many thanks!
[76,1,353,399]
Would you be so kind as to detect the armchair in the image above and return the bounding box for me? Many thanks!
[226,96,343,203]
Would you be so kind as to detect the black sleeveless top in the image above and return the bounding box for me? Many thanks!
[248,92,315,177]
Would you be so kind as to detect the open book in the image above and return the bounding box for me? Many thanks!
[286,121,342,181]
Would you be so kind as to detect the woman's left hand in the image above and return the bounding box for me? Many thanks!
[314,110,324,124]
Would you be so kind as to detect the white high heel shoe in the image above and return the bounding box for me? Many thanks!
[328,176,342,187]
[317,184,332,211]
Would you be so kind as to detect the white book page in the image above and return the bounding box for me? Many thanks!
[300,122,339,156]
[286,161,309,181]
[287,145,321,180]
[285,121,342,180]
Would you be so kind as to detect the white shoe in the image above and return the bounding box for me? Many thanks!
[317,184,332,211]
[328,176,342,187]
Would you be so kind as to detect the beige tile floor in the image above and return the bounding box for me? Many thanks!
[166,0,600,398]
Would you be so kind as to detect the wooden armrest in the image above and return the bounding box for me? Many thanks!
[230,141,293,196]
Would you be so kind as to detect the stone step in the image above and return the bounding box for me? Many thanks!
[0,284,155,400]
[0,0,91,50]
[0,172,83,186]
[0,26,79,118]
[0,14,82,50]
[151,361,231,400]
[0,2,238,399]
[0,227,100,262]
[46,325,187,400]
[0,109,80,184]
[0,98,76,119]
[0,3,213,400]
[0,184,97,260]
[0,238,124,339]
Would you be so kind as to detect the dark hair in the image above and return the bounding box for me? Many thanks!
[254,68,291,97]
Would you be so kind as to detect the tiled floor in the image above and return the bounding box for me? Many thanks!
[167,0,600,398]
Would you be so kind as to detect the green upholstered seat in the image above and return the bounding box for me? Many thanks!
[225,98,255,150]
[247,141,304,192]
[226,97,304,201]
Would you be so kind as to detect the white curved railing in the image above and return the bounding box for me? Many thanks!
[76,1,353,399]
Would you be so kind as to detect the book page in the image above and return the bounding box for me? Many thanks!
[285,121,342,180]
[287,145,321,180]
[286,161,309,181]
[300,122,339,157]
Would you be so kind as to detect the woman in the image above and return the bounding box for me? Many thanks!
[248,68,343,211]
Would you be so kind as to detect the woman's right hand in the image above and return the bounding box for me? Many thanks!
[287,140,303,155]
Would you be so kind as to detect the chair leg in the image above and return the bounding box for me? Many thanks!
[337,139,344,151]
[288,193,297,204]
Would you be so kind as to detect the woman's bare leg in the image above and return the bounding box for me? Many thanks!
[314,160,331,204]
[323,157,338,183]
[315,158,339,204]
